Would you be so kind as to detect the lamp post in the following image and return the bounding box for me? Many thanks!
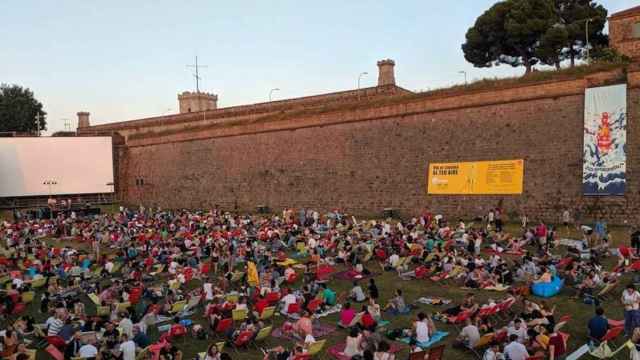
[357,72,368,90]
[585,18,593,65]
[269,88,280,102]
[458,71,468,85]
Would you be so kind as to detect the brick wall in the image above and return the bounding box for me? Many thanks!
[117,68,640,224]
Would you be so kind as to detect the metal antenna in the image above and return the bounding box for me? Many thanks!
[186,56,208,93]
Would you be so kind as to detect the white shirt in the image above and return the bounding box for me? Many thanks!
[203,283,214,301]
[415,320,429,343]
[119,340,136,360]
[504,341,528,360]
[507,325,528,343]
[623,290,640,311]
[119,318,134,338]
[281,294,297,308]
[78,344,98,358]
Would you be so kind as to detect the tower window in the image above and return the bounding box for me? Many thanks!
[634,22,640,38]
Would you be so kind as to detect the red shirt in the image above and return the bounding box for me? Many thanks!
[548,334,566,357]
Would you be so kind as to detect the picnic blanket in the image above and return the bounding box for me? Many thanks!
[397,331,449,348]
[272,323,337,340]
[314,304,342,319]
[416,297,452,306]
[328,341,403,360]
[333,270,379,281]
[483,284,511,291]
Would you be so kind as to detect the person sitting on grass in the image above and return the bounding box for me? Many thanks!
[503,334,529,360]
[341,327,363,358]
[383,289,409,315]
[339,302,357,328]
[350,281,367,303]
[411,312,431,345]
[319,283,337,308]
[454,318,480,349]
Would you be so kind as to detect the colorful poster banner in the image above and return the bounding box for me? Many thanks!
[583,84,627,195]
[427,159,524,195]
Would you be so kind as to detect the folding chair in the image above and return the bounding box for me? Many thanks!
[265,292,281,305]
[214,318,233,339]
[306,298,322,314]
[169,300,187,315]
[447,310,472,331]
[116,302,131,313]
[21,291,35,304]
[31,277,46,288]
[232,308,248,322]
[45,344,64,360]
[409,350,428,360]
[226,294,239,304]
[233,330,254,352]
[259,306,276,323]
[307,339,326,357]
[470,333,494,359]
[600,326,624,348]
[252,326,272,349]
[287,302,301,316]
[97,305,111,317]
[553,314,571,333]
[426,345,445,360]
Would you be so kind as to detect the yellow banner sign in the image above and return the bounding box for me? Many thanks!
[427,159,524,195]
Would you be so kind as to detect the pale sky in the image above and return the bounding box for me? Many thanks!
[1,1,636,133]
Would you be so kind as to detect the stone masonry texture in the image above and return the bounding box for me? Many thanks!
[93,68,640,225]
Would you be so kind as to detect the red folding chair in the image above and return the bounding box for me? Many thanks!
[233,330,254,352]
[306,298,322,314]
[214,318,233,338]
[600,326,624,347]
[286,272,298,284]
[287,302,301,315]
[46,335,66,350]
[45,344,64,360]
[265,292,281,305]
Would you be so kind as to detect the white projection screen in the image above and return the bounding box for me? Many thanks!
[0,137,114,197]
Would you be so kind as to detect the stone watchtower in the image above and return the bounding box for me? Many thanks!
[377,59,396,86]
[177,91,218,114]
[77,112,90,129]
[609,6,640,60]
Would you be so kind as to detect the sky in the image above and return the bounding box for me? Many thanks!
[1,1,636,133]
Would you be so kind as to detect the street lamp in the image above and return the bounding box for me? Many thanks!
[585,18,593,65]
[269,88,280,102]
[458,71,468,85]
[357,72,368,90]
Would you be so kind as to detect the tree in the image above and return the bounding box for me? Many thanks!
[462,1,514,70]
[0,84,47,134]
[462,0,609,72]
[554,0,608,67]
[463,0,557,74]
[537,25,569,70]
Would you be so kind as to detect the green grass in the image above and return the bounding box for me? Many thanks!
[11,222,636,360]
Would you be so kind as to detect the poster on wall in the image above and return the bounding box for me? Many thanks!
[427,159,524,195]
[583,84,627,195]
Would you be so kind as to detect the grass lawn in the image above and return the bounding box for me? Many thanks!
[5,220,636,360]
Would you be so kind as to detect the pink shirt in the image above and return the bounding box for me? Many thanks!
[340,308,356,326]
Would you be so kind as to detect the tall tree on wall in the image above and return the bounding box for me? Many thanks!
[463,0,557,74]
[462,0,609,72]
[0,84,47,134]
[554,0,608,67]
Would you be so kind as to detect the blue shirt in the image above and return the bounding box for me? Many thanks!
[588,315,609,340]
